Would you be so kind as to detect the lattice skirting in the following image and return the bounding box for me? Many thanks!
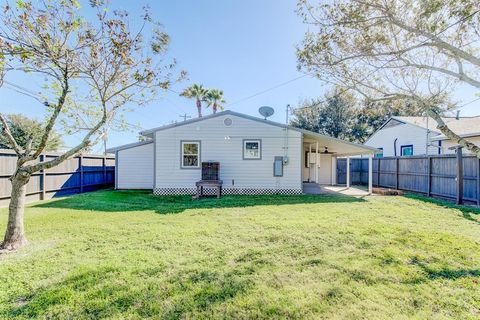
[153,187,302,196]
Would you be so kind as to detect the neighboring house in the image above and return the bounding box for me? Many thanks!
[107,110,378,195]
[365,116,480,157]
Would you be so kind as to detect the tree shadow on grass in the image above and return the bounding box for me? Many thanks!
[33,189,365,215]
[405,256,480,284]
[405,193,480,224]
[6,260,262,319]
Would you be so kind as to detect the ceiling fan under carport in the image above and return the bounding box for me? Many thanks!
[319,146,337,154]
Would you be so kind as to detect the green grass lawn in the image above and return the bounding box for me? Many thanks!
[0,190,479,319]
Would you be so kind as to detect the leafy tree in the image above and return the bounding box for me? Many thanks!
[291,88,358,141]
[0,0,178,251]
[0,114,63,151]
[180,84,209,117]
[291,88,425,143]
[297,0,480,155]
[205,89,226,114]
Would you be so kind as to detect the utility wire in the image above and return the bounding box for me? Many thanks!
[226,75,309,107]
[2,79,144,130]
[455,96,480,110]
[3,83,46,105]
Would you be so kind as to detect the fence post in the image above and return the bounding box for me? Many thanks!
[427,156,432,197]
[395,157,399,190]
[377,158,381,187]
[40,154,46,200]
[456,147,463,205]
[477,158,480,206]
[79,155,84,193]
[103,156,107,186]
[346,156,350,188]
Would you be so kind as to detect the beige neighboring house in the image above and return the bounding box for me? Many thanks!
[365,116,480,157]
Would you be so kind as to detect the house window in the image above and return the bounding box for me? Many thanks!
[243,139,261,160]
[401,145,413,156]
[375,148,384,158]
[181,141,200,168]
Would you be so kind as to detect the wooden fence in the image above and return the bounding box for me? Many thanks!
[337,153,480,204]
[0,149,115,207]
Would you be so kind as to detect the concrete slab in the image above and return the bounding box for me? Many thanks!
[303,183,370,196]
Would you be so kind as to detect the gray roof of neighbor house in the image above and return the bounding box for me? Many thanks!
[108,110,379,155]
[106,140,153,153]
[391,116,480,139]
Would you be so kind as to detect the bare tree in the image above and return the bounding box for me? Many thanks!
[0,0,180,251]
[297,0,480,155]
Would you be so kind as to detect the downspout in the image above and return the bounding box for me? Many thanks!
[284,104,290,163]
[394,138,398,157]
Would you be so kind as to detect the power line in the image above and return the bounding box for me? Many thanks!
[3,80,41,96]
[226,75,309,107]
[455,96,480,110]
[3,82,46,105]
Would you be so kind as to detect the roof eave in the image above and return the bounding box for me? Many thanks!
[431,132,480,141]
[106,140,153,153]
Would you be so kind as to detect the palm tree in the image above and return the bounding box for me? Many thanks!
[180,84,209,117]
[206,89,226,114]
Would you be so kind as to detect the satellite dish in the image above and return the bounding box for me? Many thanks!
[259,106,275,120]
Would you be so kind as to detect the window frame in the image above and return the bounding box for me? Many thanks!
[242,139,262,160]
[180,140,201,169]
[400,144,413,157]
[375,147,384,158]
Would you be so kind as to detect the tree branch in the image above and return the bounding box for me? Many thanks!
[26,114,107,173]
[0,114,23,155]
[387,15,480,67]
[26,70,69,161]
[399,58,480,88]
[427,108,480,157]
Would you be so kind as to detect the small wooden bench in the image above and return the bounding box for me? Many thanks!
[193,180,223,199]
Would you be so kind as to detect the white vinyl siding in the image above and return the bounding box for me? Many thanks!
[302,153,332,184]
[154,114,302,190]
[117,143,153,189]
[365,123,437,156]
[440,136,480,155]
[318,154,332,185]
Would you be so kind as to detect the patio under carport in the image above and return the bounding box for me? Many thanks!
[299,130,379,194]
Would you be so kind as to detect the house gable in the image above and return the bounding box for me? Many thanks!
[139,110,378,154]
[365,118,434,156]
[382,118,404,130]
[152,112,304,193]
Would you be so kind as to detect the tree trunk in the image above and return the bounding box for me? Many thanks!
[1,172,30,251]
[213,102,217,114]
[196,99,202,117]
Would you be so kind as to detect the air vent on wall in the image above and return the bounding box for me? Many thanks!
[224,118,232,126]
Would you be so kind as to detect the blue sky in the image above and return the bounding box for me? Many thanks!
[0,0,478,153]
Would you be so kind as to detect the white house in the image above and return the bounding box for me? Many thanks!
[107,110,378,195]
[365,116,480,157]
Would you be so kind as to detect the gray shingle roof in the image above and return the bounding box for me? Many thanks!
[393,116,480,137]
